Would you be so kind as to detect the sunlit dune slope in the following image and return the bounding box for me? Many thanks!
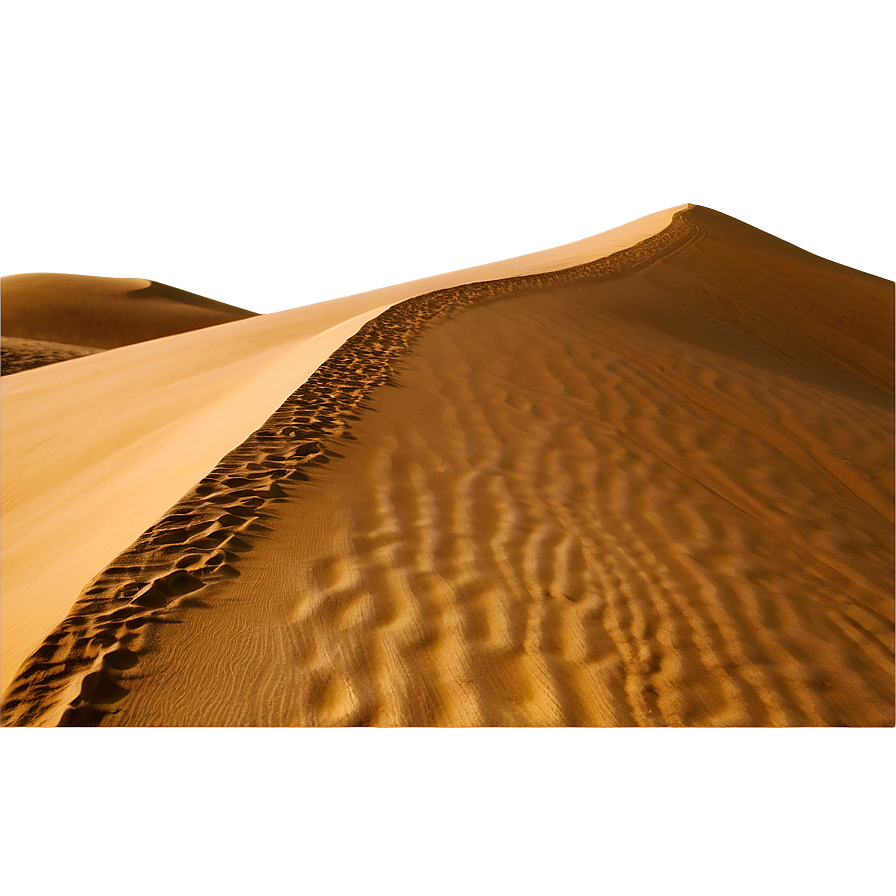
[2,205,892,727]
[1,273,257,351]
[0,291,396,698]
[0,206,684,699]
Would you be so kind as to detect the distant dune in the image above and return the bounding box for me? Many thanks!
[0,207,683,701]
[0,273,257,374]
[1,205,893,726]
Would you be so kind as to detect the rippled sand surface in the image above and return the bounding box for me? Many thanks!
[3,206,892,726]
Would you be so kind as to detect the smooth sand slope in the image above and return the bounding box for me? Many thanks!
[0,273,254,376]
[2,273,258,348]
[0,274,257,375]
[2,206,893,726]
[0,207,684,702]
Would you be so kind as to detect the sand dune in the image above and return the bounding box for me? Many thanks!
[1,205,892,726]
[1,273,257,350]
[0,297,394,697]
[0,207,684,701]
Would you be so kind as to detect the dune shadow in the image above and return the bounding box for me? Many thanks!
[126,281,259,318]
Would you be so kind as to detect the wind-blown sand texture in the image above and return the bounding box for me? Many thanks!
[1,206,893,726]
[0,207,683,699]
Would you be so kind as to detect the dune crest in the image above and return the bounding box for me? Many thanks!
[0,206,686,700]
[2,205,892,726]
[2,212,698,724]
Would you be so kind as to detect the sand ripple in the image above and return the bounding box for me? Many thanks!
[2,208,892,726]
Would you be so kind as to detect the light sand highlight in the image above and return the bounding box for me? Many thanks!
[3,207,891,726]
[0,206,684,700]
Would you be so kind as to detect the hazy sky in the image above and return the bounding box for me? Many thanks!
[3,2,891,314]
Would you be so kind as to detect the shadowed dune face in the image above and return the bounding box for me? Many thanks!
[668,207,893,392]
[1,273,256,353]
[1,206,893,727]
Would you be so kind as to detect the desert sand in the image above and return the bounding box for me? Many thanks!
[0,336,103,376]
[0,207,683,702]
[1,205,892,726]
[0,274,257,375]
[2,273,258,345]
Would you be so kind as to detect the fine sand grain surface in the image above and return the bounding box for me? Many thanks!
[2,206,893,726]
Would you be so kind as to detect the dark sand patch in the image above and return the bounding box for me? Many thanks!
[1,273,256,350]
[1,336,103,376]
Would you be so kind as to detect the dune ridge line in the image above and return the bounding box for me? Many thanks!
[0,207,686,696]
[1,211,700,726]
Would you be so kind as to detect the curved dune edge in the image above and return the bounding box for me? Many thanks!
[0,205,686,699]
[1,210,701,725]
[0,305,395,699]
[109,216,888,728]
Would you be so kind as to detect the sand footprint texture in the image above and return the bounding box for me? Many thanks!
[1,205,892,726]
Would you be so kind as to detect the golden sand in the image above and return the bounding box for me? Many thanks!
[0,207,684,699]
[1,206,892,726]
[1,274,257,350]
[0,336,102,375]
